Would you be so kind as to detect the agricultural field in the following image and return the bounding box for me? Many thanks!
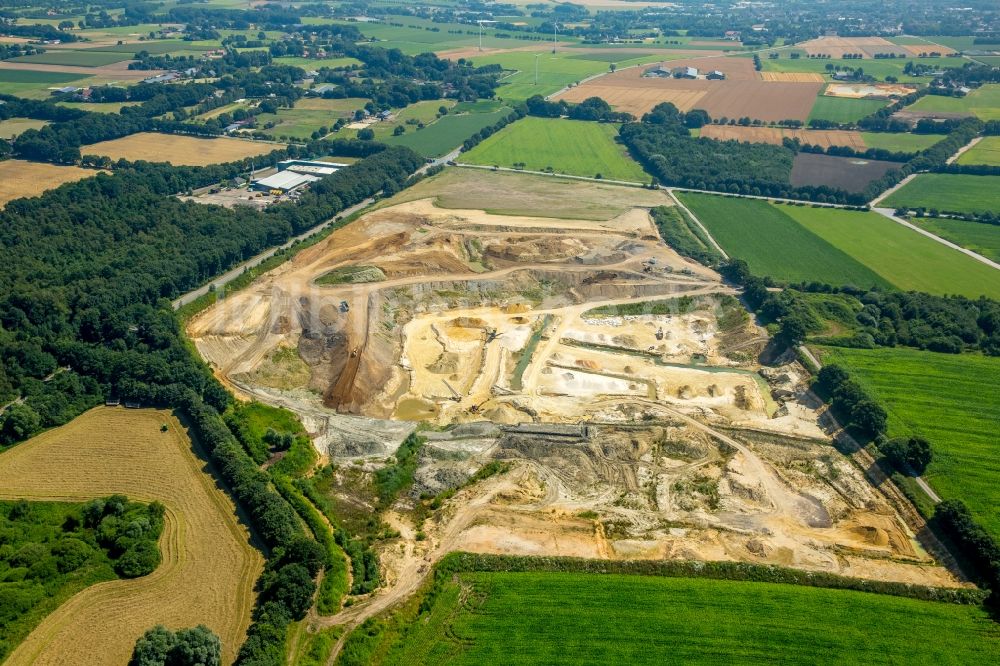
[676,193,890,287]
[274,56,362,69]
[390,167,674,220]
[0,407,263,665]
[700,125,866,149]
[760,54,960,83]
[781,205,1000,299]
[10,50,132,67]
[330,17,549,56]
[883,174,1000,216]
[385,106,513,157]
[82,132,283,166]
[860,132,942,153]
[790,153,900,192]
[808,95,888,123]
[460,117,647,181]
[956,137,1000,166]
[361,571,1000,664]
[0,160,99,207]
[470,50,665,101]
[911,217,1000,263]
[0,69,91,98]
[57,100,141,114]
[255,97,370,140]
[554,57,823,121]
[0,117,47,139]
[819,347,1000,539]
[904,85,1000,121]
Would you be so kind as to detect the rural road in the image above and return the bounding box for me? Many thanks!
[171,149,461,310]
[872,207,1000,270]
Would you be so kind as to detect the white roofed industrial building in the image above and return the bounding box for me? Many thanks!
[252,170,320,192]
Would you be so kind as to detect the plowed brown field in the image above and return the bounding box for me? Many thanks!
[0,407,263,666]
[554,59,822,120]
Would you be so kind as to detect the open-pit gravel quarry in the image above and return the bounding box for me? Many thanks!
[188,171,966,611]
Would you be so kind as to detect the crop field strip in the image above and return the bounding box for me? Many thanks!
[882,173,1000,216]
[956,136,1000,166]
[904,84,1000,121]
[779,205,1000,299]
[382,571,1000,664]
[0,407,263,665]
[81,132,284,166]
[0,160,100,207]
[675,193,891,287]
[808,95,888,123]
[461,117,648,182]
[384,107,514,157]
[819,347,1000,540]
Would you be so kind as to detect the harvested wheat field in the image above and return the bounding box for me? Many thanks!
[555,62,822,120]
[0,407,263,666]
[798,36,908,58]
[0,159,99,206]
[700,125,866,149]
[83,132,283,165]
[759,71,826,83]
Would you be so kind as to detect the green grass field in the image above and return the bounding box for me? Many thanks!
[861,132,941,153]
[819,347,1000,538]
[780,205,1000,299]
[10,50,132,67]
[957,137,1000,166]
[675,194,890,287]
[882,174,1000,216]
[0,70,91,99]
[254,97,369,139]
[327,17,549,56]
[469,50,665,101]
[385,108,512,157]
[808,95,888,123]
[912,217,1000,263]
[905,85,1000,121]
[371,571,1000,664]
[461,117,646,182]
[274,56,362,69]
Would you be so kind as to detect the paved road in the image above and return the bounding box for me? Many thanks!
[872,207,1000,270]
[171,149,460,310]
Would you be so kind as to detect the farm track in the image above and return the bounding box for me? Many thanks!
[0,407,263,666]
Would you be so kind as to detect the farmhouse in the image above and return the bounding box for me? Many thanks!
[673,66,699,79]
[307,83,338,96]
[707,70,726,80]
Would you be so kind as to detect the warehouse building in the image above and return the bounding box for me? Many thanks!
[277,159,348,177]
[252,170,320,193]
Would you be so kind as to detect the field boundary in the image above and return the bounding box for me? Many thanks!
[435,552,984,604]
[666,188,729,259]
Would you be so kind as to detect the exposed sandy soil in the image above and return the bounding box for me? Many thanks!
[0,408,262,666]
[700,125,867,149]
[0,160,101,207]
[186,170,964,650]
[554,59,823,121]
[82,132,283,166]
[825,83,918,99]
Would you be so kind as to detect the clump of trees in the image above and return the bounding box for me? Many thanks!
[129,625,221,666]
[881,436,933,475]
[815,364,887,437]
